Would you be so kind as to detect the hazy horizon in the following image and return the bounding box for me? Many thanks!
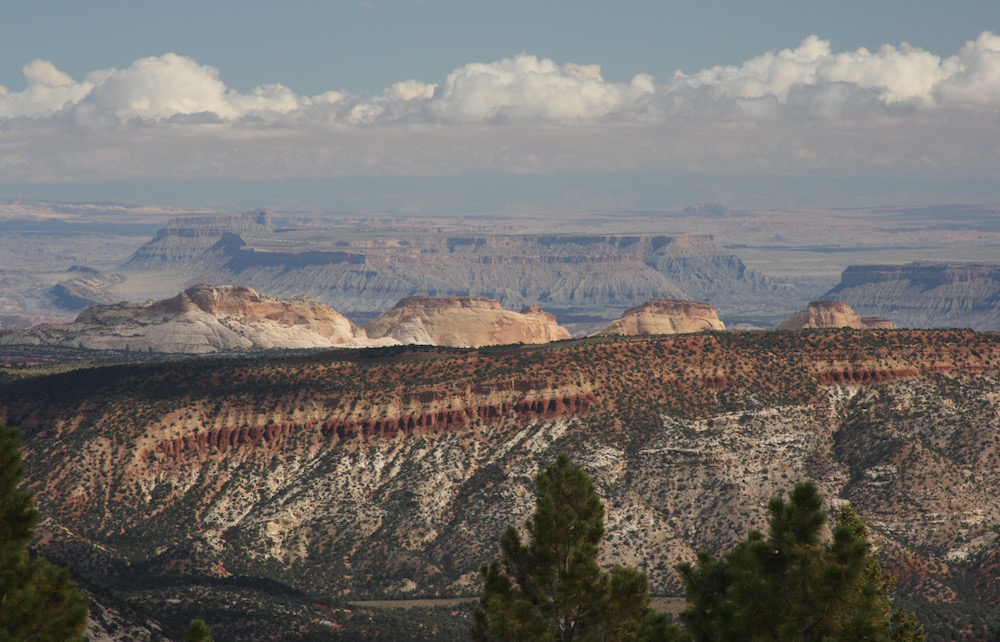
[2,2,998,213]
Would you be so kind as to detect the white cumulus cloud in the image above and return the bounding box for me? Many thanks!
[0,33,998,190]
[3,34,1000,127]
[427,53,652,122]
[23,59,75,87]
[934,31,1000,106]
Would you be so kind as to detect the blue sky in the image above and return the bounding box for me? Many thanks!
[1,1,999,212]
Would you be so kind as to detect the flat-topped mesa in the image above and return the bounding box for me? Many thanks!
[860,317,897,330]
[834,261,1000,289]
[163,210,273,234]
[825,261,1000,330]
[6,284,368,353]
[776,300,868,330]
[596,298,725,336]
[122,211,273,269]
[365,296,570,347]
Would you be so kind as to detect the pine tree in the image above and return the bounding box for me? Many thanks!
[0,424,89,642]
[676,481,925,642]
[186,618,214,642]
[472,453,677,641]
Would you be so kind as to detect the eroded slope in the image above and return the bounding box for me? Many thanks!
[3,330,1000,638]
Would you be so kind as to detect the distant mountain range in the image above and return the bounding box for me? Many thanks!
[111,214,797,327]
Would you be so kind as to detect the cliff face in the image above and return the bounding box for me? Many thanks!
[777,300,871,330]
[122,211,272,269]
[596,299,725,335]
[4,330,1000,639]
[825,262,1000,330]
[366,296,571,347]
[1,284,368,353]
[50,266,123,311]
[121,223,797,324]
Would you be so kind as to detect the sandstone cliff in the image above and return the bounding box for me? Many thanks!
[366,296,570,347]
[777,300,871,330]
[596,299,725,335]
[824,262,1000,330]
[1,284,369,354]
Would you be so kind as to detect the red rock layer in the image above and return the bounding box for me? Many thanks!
[145,392,597,462]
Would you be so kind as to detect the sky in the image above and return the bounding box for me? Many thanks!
[1,0,999,213]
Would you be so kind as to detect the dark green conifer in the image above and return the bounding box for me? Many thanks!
[677,481,925,642]
[0,424,89,641]
[186,617,214,642]
[473,453,676,641]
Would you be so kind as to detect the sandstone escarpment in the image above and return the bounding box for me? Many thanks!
[825,262,1000,330]
[776,300,867,330]
[122,211,272,269]
[365,296,571,347]
[1,284,369,353]
[122,217,797,325]
[145,390,597,463]
[4,330,1000,641]
[596,298,725,336]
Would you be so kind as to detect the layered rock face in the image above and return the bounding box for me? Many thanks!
[776,300,888,330]
[1,284,367,354]
[123,211,272,269]
[366,296,570,347]
[860,316,897,330]
[50,266,123,310]
[596,299,725,335]
[824,262,1000,330]
[121,222,795,324]
[5,331,1000,640]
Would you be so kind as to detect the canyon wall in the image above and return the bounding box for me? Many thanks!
[825,262,1000,330]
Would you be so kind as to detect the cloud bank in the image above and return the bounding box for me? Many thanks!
[4,32,999,125]
[1,33,998,190]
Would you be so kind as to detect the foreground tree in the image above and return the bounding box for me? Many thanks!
[0,424,89,641]
[472,453,676,641]
[186,617,214,642]
[676,481,924,642]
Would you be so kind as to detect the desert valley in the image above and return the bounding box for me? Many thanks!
[1,200,1000,640]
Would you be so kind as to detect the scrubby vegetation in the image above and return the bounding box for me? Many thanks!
[1,330,998,639]
[477,457,925,642]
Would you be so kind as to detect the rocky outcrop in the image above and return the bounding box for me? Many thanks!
[121,218,797,325]
[682,203,736,217]
[366,296,571,347]
[50,266,123,310]
[776,300,867,330]
[122,211,272,269]
[860,317,897,330]
[596,299,725,336]
[1,284,370,354]
[824,262,1000,330]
